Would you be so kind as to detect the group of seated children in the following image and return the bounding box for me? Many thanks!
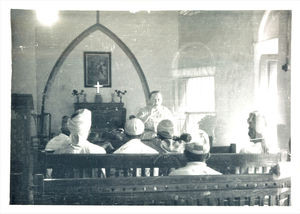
[45,90,279,177]
[45,90,221,175]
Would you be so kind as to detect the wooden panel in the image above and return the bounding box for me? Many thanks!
[206,153,282,174]
[74,102,126,131]
[74,102,125,110]
[42,153,281,169]
[40,153,283,177]
[42,153,186,169]
[10,94,34,204]
[210,144,236,153]
[34,174,291,205]
[42,174,286,191]
[11,93,34,110]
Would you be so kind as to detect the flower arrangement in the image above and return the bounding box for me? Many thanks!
[114,90,127,103]
[72,89,85,103]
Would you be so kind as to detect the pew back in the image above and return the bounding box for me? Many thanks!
[206,153,283,174]
[210,143,236,153]
[33,173,291,205]
[39,153,185,177]
[39,153,284,178]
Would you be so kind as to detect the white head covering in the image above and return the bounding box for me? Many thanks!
[247,111,267,135]
[125,118,145,136]
[68,109,92,144]
[185,129,210,154]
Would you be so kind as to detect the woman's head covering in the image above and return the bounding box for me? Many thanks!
[157,119,174,139]
[125,118,145,136]
[68,109,92,144]
[185,129,210,154]
[247,111,267,140]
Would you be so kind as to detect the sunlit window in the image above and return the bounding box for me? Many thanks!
[175,76,216,136]
[186,76,215,112]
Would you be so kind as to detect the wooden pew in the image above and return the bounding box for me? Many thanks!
[38,152,285,177]
[33,152,290,205]
[206,153,284,174]
[33,173,291,205]
[210,143,236,153]
[38,153,186,178]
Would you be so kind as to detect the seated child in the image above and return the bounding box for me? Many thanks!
[169,129,222,176]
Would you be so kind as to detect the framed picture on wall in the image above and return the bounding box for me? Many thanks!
[84,51,111,87]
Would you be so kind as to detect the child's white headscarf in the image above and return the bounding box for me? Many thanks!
[67,109,92,145]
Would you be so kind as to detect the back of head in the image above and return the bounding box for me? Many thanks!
[68,109,92,143]
[157,119,174,139]
[149,90,161,99]
[61,115,70,136]
[179,133,192,143]
[128,115,136,120]
[125,118,145,137]
[163,133,192,153]
[184,129,210,161]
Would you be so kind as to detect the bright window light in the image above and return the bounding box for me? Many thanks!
[257,38,278,55]
[186,76,215,112]
[36,9,59,26]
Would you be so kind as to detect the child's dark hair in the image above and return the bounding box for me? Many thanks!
[71,110,81,118]
[61,115,70,136]
[128,115,136,120]
[149,90,160,98]
[184,150,210,162]
[126,134,142,140]
[173,133,192,143]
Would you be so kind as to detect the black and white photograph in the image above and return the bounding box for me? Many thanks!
[84,51,111,87]
[1,0,300,213]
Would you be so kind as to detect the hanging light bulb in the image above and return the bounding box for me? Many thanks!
[36,9,59,26]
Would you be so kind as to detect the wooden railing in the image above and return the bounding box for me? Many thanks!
[37,152,284,177]
[30,152,291,205]
[210,143,236,153]
[32,173,291,205]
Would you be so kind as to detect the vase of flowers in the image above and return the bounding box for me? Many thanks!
[72,89,85,103]
[114,90,127,103]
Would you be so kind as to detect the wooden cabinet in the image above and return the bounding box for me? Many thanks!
[11,94,34,204]
[74,103,126,132]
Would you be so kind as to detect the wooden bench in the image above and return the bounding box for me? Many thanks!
[38,153,186,178]
[32,173,291,205]
[210,143,236,153]
[37,152,285,177]
[206,153,284,174]
[29,152,290,205]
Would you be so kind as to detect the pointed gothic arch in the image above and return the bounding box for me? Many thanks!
[40,22,150,119]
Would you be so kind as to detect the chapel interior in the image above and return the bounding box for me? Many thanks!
[9,9,292,205]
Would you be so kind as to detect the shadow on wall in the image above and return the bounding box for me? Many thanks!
[277,124,290,151]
